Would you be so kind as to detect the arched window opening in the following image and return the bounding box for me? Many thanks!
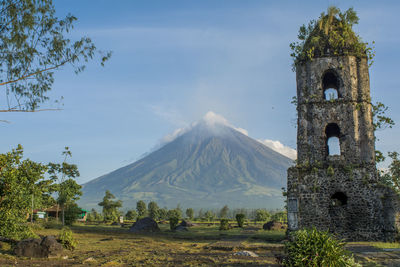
[331,192,347,206]
[322,71,339,100]
[325,123,341,156]
[327,137,340,155]
[324,88,338,100]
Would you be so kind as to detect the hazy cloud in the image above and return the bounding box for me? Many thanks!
[258,139,297,160]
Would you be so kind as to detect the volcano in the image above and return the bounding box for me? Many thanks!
[80,113,294,209]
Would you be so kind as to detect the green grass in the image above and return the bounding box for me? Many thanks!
[0,222,285,266]
[2,222,400,266]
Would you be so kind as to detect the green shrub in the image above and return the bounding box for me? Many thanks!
[219,219,230,230]
[169,216,179,230]
[235,214,245,228]
[43,219,62,229]
[58,227,76,251]
[284,228,360,267]
[64,203,81,226]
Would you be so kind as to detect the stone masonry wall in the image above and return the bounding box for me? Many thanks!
[288,55,396,241]
[287,163,396,241]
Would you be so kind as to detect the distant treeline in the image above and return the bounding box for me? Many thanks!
[89,191,287,223]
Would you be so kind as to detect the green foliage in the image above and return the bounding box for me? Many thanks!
[0,0,111,112]
[186,208,194,220]
[167,209,182,220]
[125,210,138,221]
[290,7,374,69]
[219,205,229,219]
[204,210,215,222]
[47,147,81,226]
[380,152,400,194]
[148,201,160,220]
[284,228,360,267]
[64,203,81,226]
[219,219,230,230]
[372,102,395,132]
[136,200,147,218]
[0,145,50,239]
[255,209,271,222]
[271,211,288,224]
[86,208,98,222]
[158,208,168,220]
[58,227,76,251]
[235,213,245,228]
[169,216,179,230]
[98,190,122,222]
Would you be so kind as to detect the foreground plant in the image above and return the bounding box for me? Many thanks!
[284,228,360,267]
[58,227,76,251]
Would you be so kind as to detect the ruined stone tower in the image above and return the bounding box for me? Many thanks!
[287,10,396,241]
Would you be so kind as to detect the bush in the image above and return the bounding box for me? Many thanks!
[284,228,360,267]
[219,219,230,230]
[64,203,82,226]
[43,218,62,229]
[235,214,245,228]
[169,216,179,230]
[58,227,76,251]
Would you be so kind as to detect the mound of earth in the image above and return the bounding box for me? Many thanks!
[129,217,160,233]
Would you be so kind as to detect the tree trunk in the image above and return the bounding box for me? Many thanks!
[61,203,65,226]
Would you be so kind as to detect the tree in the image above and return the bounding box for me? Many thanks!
[63,203,81,226]
[185,208,194,220]
[204,210,215,222]
[167,209,181,220]
[47,147,81,226]
[158,207,168,220]
[271,211,287,224]
[255,209,271,223]
[148,201,159,220]
[125,210,137,221]
[98,190,122,222]
[87,208,98,222]
[136,200,147,218]
[0,0,111,113]
[219,205,229,219]
[235,213,245,228]
[380,152,400,193]
[0,145,50,239]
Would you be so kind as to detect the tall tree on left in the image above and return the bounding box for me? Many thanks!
[0,0,111,113]
[0,145,52,239]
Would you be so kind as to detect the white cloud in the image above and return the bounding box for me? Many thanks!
[258,139,297,160]
[202,111,249,136]
[160,127,188,144]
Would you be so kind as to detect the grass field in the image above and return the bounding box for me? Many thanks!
[0,222,286,266]
[1,222,400,266]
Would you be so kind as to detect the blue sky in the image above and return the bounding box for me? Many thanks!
[1,0,399,184]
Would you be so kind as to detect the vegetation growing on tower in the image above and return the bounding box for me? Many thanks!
[290,6,375,67]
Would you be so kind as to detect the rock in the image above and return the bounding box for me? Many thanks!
[263,221,287,231]
[179,220,194,227]
[14,238,42,258]
[233,250,258,257]
[175,225,188,231]
[129,217,160,233]
[14,236,63,258]
[40,236,63,257]
[83,257,97,263]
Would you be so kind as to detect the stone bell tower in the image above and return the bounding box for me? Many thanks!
[286,19,396,240]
